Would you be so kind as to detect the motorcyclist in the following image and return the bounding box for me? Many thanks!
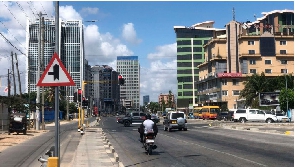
[138,113,158,143]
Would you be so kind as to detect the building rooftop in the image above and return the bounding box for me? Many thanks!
[247,9,294,26]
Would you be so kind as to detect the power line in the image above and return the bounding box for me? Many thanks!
[2,2,28,32]
[0,20,28,52]
[39,2,47,15]
[0,32,27,57]
[15,2,32,22]
[26,1,37,19]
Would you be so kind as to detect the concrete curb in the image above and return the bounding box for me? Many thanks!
[99,126,124,167]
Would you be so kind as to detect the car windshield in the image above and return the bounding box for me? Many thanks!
[210,108,220,113]
[171,113,184,119]
[276,113,284,116]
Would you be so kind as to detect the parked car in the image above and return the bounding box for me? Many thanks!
[217,111,234,121]
[276,113,290,122]
[117,112,146,127]
[151,114,160,123]
[8,113,27,135]
[163,111,187,132]
[68,114,74,120]
[233,109,278,123]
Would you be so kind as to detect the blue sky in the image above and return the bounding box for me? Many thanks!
[0,1,294,103]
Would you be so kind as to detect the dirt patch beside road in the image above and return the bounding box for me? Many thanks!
[0,130,49,152]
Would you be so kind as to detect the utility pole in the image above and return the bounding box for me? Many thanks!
[41,16,45,130]
[36,12,42,130]
[54,2,60,164]
[7,69,11,132]
[15,53,22,98]
[10,52,16,95]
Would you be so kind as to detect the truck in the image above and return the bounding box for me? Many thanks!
[233,108,278,123]
[116,112,146,127]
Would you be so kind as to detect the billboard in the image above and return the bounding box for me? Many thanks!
[259,92,280,106]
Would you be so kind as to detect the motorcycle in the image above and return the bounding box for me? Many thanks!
[142,131,157,155]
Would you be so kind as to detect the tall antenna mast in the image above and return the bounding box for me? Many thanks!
[233,7,235,21]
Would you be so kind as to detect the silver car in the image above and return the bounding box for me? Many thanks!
[163,111,187,132]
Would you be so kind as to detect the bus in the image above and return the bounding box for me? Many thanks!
[193,107,202,119]
[201,106,220,120]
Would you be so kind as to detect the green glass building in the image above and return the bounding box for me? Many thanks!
[174,21,224,108]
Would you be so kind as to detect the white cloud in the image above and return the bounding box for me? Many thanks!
[84,24,133,65]
[59,5,82,20]
[121,23,142,44]
[147,43,177,60]
[140,43,177,103]
[80,7,99,15]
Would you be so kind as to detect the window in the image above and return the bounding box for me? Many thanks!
[232,90,240,96]
[265,60,272,64]
[265,69,272,73]
[248,41,255,45]
[280,50,287,54]
[222,91,228,96]
[281,60,287,64]
[281,69,288,73]
[250,69,256,74]
[249,60,256,65]
[248,50,255,54]
[232,79,239,85]
[280,41,286,45]
[257,110,264,115]
[236,109,246,113]
[221,79,227,85]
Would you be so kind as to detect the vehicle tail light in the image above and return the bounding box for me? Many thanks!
[170,120,177,124]
[146,135,154,139]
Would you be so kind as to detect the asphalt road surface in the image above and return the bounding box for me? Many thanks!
[0,118,96,167]
[101,117,294,167]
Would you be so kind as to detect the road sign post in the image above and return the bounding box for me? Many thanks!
[37,52,75,165]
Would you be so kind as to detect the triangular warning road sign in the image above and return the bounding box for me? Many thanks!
[37,52,75,87]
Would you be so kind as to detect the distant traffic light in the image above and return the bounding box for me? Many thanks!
[73,91,77,102]
[77,88,82,102]
[118,75,125,85]
[82,100,88,107]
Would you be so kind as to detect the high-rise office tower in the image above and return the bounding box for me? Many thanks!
[174,21,225,108]
[26,18,86,102]
[116,56,140,111]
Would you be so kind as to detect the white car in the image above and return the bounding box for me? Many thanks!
[276,113,290,122]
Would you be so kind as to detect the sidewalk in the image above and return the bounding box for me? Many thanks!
[69,120,123,167]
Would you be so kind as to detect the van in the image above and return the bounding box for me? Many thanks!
[201,106,220,120]
[193,107,202,118]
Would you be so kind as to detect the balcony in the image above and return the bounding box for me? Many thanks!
[275,53,294,58]
[196,87,221,96]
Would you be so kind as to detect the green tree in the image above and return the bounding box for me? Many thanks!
[279,88,294,112]
[240,72,270,108]
[167,90,173,108]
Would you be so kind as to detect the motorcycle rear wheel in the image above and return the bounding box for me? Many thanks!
[147,145,153,155]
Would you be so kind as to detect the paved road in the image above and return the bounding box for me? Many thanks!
[101,117,294,167]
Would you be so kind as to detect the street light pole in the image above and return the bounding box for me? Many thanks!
[285,64,288,114]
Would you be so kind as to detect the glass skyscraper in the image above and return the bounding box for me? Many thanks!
[25,18,86,102]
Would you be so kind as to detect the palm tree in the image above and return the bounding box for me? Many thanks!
[167,90,173,108]
[239,72,270,108]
